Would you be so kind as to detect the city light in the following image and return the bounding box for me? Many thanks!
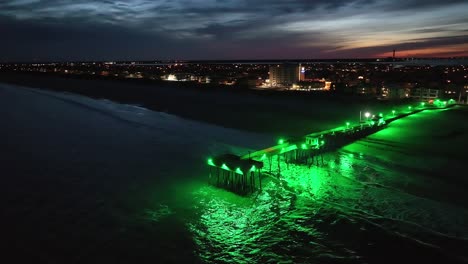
[364,112,371,118]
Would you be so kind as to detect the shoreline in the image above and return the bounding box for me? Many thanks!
[0,72,411,137]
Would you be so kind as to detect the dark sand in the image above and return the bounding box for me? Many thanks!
[0,72,411,137]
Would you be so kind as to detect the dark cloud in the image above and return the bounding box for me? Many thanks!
[0,0,467,61]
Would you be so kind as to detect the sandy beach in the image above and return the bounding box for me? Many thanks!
[0,72,411,137]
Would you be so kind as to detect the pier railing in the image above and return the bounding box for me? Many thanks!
[207,100,455,194]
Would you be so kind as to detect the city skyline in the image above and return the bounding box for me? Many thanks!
[1,0,468,61]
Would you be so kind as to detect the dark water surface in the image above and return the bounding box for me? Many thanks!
[1,83,467,263]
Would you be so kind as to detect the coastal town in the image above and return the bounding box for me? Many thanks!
[2,59,467,102]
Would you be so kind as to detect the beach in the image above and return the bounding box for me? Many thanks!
[0,72,411,137]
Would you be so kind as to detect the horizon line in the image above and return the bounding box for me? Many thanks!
[2,56,468,64]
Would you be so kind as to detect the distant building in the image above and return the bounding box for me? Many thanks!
[293,79,331,91]
[161,73,197,82]
[355,83,377,95]
[299,66,306,81]
[269,64,300,87]
[410,88,440,101]
[380,84,408,99]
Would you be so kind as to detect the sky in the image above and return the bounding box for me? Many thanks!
[1,0,468,61]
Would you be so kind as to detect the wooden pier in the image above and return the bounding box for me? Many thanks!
[208,154,263,194]
[207,103,455,194]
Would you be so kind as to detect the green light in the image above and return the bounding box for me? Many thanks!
[221,163,229,170]
[392,110,396,115]
[379,113,383,117]
[364,112,371,118]
[346,122,350,127]
[261,154,266,160]
[207,158,215,166]
[321,140,325,145]
[235,167,243,174]
[370,121,375,125]
[250,165,256,171]
[408,106,412,110]
[301,143,307,149]
[278,139,284,144]
[421,102,425,107]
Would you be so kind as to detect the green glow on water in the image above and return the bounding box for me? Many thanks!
[193,106,467,263]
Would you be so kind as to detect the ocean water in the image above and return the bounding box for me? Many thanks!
[1,83,467,263]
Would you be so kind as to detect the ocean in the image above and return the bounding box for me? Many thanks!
[1,83,467,263]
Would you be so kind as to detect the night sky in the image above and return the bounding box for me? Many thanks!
[1,0,468,61]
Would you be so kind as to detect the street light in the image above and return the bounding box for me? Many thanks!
[364,112,371,122]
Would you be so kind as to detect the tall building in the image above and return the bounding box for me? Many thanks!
[269,64,300,87]
[299,65,305,81]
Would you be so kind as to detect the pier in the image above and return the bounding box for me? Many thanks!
[207,100,456,194]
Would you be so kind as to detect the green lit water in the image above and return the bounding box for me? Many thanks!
[158,108,468,263]
[2,84,467,263]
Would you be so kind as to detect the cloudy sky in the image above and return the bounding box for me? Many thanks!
[1,0,467,61]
